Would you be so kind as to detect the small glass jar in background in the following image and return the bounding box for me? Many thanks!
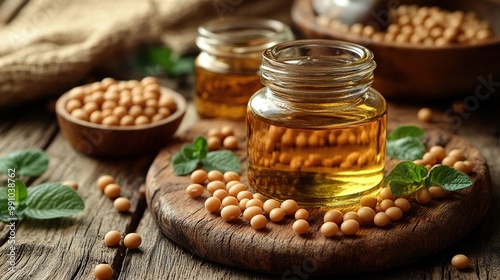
[247,39,387,206]
[195,17,293,120]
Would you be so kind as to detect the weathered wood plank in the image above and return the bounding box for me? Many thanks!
[0,98,498,279]
[0,106,58,249]
[119,209,277,280]
[0,109,153,279]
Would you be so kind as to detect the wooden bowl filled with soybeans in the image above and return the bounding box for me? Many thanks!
[55,77,186,157]
[292,0,500,100]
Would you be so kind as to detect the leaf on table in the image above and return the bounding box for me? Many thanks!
[0,149,49,177]
[24,183,85,219]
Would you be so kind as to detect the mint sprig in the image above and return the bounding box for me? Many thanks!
[384,161,473,196]
[386,125,425,161]
[0,149,85,223]
[172,136,241,175]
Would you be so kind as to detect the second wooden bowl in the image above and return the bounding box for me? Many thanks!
[292,0,500,100]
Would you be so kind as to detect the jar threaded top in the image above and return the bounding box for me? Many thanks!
[260,39,376,104]
[196,17,293,58]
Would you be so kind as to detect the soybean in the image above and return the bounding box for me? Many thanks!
[104,184,121,199]
[190,169,208,184]
[97,175,115,192]
[104,230,121,247]
[263,199,281,215]
[281,199,299,215]
[205,197,221,213]
[123,233,142,249]
[451,254,469,270]
[293,219,310,235]
[321,222,339,237]
[269,208,286,222]
[113,197,131,212]
[94,264,113,280]
[186,184,204,197]
[323,209,343,225]
[250,214,267,230]
[220,205,241,221]
[340,220,359,236]
[244,206,264,221]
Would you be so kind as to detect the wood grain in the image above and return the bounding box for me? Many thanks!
[0,105,152,279]
[145,118,492,276]
[0,99,498,279]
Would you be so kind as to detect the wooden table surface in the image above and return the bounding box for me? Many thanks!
[0,87,499,279]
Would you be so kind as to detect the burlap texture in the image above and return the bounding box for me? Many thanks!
[0,0,292,107]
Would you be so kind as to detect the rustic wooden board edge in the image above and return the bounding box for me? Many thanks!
[145,119,492,276]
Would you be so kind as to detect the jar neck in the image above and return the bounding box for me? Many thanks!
[196,17,293,61]
[260,39,376,110]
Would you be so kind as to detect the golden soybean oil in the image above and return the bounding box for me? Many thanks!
[246,39,387,206]
[194,17,293,119]
[195,66,262,119]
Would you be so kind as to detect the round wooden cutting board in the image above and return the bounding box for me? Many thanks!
[145,118,492,276]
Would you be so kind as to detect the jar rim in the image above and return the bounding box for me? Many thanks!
[260,39,377,102]
[196,17,293,56]
[262,39,375,73]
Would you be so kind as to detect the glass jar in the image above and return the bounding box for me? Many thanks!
[195,17,293,120]
[247,39,387,206]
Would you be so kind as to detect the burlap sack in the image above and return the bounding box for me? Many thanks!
[0,0,292,107]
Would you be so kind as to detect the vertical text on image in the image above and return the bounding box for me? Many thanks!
[6,168,17,273]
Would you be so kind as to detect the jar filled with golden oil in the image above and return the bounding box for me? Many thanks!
[195,17,293,119]
[247,40,387,206]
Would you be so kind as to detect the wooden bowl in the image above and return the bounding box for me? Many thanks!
[55,86,186,158]
[292,0,500,100]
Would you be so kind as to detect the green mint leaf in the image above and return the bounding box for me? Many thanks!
[203,150,241,174]
[0,149,49,177]
[192,136,208,160]
[387,125,425,140]
[181,145,199,160]
[424,165,473,191]
[172,152,200,175]
[384,161,428,196]
[131,46,195,77]
[24,183,85,219]
[386,137,425,161]
[172,136,208,175]
[179,137,207,160]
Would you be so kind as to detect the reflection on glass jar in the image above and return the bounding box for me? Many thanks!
[195,17,293,119]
